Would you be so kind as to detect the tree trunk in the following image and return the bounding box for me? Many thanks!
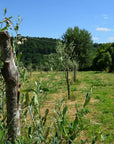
[30,70,32,77]
[2,80,5,118]
[73,64,76,82]
[66,69,70,100]
[0,31,20,143]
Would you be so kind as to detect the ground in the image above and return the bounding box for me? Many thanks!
[20,71,114,143]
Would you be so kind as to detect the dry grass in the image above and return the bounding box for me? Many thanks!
[1,71,114,143]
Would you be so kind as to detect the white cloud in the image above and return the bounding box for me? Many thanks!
[108,37,114,41]
[96,27,113,32]
[103,14,108,19]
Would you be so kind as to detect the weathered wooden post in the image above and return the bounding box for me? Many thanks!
[73,64,76,82]
[66,69,70,100]
[0,31,20,143]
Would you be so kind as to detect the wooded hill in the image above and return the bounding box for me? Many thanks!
[18,36,114,72]
[18,37,57,69]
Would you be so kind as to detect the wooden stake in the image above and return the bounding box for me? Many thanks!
[0,31,20,143]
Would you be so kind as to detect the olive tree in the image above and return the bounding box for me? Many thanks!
[56,41,75,99]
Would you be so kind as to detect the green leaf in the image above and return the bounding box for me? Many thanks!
[16,52,22,61]
[17,34,21,38]
[0,26,8,32]
[5,17,13,24]
[25,92,29,105]
[73,114,78,130]
[63,126,69,138]
[0,131,4,140]
[83,87,92,108]
[34,92,39,105]
[4,8,7,16]
[59,125,69,139]
[42,87,49,92]
[53,109,60,116]
[63,106,68,116]
[75,103,83,129]
[14,24,19,31]
[6,141,12,144]
[101,134,105,142]
[23,109,28,116]
[42,109,49,126]
[22,69,26,83]
[70,132,77,141]
[81,139,87,144]
[68,125,74,134]
[44,127,50,139]
[92,136,97,144]
[21,88,37,93]
[45,109,49,116]
[8,16,13,19]
[75,103,79,113]
[29,105,34,121]
[83,93,91,107]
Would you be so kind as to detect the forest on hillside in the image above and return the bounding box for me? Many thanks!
[17,36,114,72]
[14,37,57,69]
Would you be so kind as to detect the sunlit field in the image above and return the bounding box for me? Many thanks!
[20,71,114,143]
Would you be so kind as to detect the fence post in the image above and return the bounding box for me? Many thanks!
[0,31,20,142]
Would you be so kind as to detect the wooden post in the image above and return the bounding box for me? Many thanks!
[0,31,20,142]
[73,64,76,82]
[66,69,70,100]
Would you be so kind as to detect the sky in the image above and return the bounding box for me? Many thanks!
[0,0,114,43]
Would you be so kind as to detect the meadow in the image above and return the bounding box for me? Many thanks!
[20,71,114,144]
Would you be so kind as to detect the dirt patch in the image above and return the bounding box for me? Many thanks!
[90,98,99,103]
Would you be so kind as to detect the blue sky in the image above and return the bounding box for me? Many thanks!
[0,0,114,43]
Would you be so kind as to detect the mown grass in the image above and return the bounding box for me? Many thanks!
[25,71,114,143]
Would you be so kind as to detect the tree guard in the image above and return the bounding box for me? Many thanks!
[0,31,20,142]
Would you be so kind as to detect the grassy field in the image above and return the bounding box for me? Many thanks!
[23,71,114,143]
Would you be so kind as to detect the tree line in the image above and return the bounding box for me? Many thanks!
[17,27,114,72]
[93,43,114,72]
[16,37,57,69]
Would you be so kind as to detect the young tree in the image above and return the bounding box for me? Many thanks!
[56,41,74,99]
[27,63,33,76]
[47,53,61,71]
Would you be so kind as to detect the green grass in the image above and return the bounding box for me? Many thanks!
[29,71,114,143]
[45,71,113,144]
[1,71,114,143]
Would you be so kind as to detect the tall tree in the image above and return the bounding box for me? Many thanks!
[62,26,93,81]
[93,43,114,72]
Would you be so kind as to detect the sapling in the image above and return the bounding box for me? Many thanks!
[56,40,75,99]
